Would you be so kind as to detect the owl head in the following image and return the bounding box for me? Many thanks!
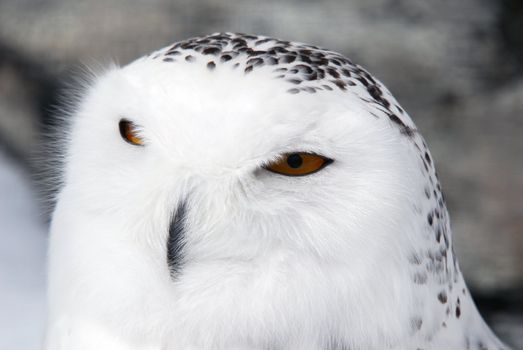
[47,33,483,349]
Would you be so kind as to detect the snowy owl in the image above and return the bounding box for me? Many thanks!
[45,33,509,350]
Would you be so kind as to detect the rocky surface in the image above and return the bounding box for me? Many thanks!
[0,0,521,347]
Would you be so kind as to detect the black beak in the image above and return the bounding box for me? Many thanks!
[167,201,187,277]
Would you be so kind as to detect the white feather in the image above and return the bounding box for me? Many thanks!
[45,33,509,350]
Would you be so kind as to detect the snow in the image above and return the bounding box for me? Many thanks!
[0,150,47,349]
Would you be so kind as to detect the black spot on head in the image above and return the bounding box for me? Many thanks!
[299,54,312,64]
[425,152,432,165]
[231,37,246,45]
[332,79,347,90]
[327,67,340,78]
[437,291,448,303]
[316,58,329,66]
[443,230,450,249]
[220,54,232,62]
[207,61,216,70]
[246,57,264,67]
[265,57,278,65]
[356,76,369,87]
[301,86,317,93]
[330,58,342,66]
[455,306,461,318]
[388,114,415,137]
[272,46,290,54]
[363,71,377,84]
[180,42,196,50]
[248,50,266,57]
[402,126,415,137]
[281,54,296,64]
[287,78,302,85]
[423,160,429,172]
[185,55,195,62]
[436,228,442,243]
[367,85,382,100]
[388,113,404,127]
[295,64,313,74]
[298,49,312,55]
[303,72,318,81]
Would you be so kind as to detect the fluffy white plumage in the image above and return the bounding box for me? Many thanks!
[45,33,509,349]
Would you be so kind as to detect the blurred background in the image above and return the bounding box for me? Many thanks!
[0,0,521,348]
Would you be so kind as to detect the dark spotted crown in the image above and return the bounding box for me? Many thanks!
[148,32,413,136]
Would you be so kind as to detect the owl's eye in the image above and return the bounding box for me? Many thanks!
[119,119,144,146]
[264,152,333,176]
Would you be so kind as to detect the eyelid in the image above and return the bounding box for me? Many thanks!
[119,119,145,146]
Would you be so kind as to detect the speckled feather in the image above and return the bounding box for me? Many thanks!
[152,33,410,126]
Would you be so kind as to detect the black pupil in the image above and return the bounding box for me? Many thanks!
[286,153,303,168]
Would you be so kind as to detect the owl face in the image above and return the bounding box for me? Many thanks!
[62,54,421,270]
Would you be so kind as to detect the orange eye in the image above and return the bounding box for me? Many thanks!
[119,119,144,146]
[264,152,333,176]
